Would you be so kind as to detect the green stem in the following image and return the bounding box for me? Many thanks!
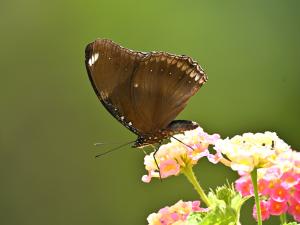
[182,165,211,207]
[280,213,287,225]
[251,168,263,225]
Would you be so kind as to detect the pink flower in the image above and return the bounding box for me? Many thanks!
[259,166,282,181]
[269,199,288,215]
[253,200,270,221]
[293,190,300,202]
[288,198,300,222]
[269,184,290,202]
[295,181,300,191]
[147,200,208,225]
[235,176,253,196]
[142,127,221,182]
[187,144,209,161]
[191,201,202,211]
[142,170,159,183]
[206,150,223,164]
[160,159,180,178]
[281,171,300,189]
[258,179,270,196]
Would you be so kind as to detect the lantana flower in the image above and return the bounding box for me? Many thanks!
[288,198,300,222]
[235,148,300,222]
[214,132,290,173]
[142,127,220,183]
[268,199,288,215]
[253,200,270,221]
[147,200,208,225]
[270,149,300,174]
[235,175,253,196]
[269,183,290,202]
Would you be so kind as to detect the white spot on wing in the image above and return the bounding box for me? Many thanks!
[195,74,200,81]
[94,53,99,61]
[88,58,92,66]
[88,53,99,66]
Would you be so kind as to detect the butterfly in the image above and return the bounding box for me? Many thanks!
[85,39,207,152]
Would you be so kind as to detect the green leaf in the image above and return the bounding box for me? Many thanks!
[187,212,206,225]
[283,222,300,225]
[187,184,250,225]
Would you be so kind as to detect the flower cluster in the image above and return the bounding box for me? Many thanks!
[142,126,299,224]
[214,132,291,173]
[147,200,208,225]
[142,127,220,183]
[235,150,300,222]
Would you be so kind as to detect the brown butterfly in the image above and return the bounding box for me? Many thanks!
[85,39,207,154]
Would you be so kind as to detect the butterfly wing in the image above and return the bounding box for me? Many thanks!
[85,39,145,134]
[130,52,207,134]
[85,39,207,135]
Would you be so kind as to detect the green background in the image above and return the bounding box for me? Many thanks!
[1,0,299,224]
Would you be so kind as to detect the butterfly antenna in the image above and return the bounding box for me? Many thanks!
[94,141,130,146]
[95,141,134,158]
[171,136,194,151]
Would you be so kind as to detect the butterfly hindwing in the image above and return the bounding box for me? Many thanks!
[131,52,206,133]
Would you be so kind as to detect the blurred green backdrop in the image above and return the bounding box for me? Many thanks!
[1,0,299,224]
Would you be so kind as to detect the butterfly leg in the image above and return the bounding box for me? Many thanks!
[151,145,162,181]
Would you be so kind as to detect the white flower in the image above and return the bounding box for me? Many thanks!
[214,132,291,173]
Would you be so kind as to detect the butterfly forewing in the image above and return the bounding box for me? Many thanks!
[85,39,207,137]
[85,39,145,134]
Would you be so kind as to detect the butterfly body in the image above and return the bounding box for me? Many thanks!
[134,120,199,148]
[85,39,207,148]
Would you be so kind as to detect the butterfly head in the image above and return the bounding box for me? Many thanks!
[133,135,163,148]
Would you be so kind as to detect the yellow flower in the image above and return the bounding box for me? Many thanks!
[214,132,290,173]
